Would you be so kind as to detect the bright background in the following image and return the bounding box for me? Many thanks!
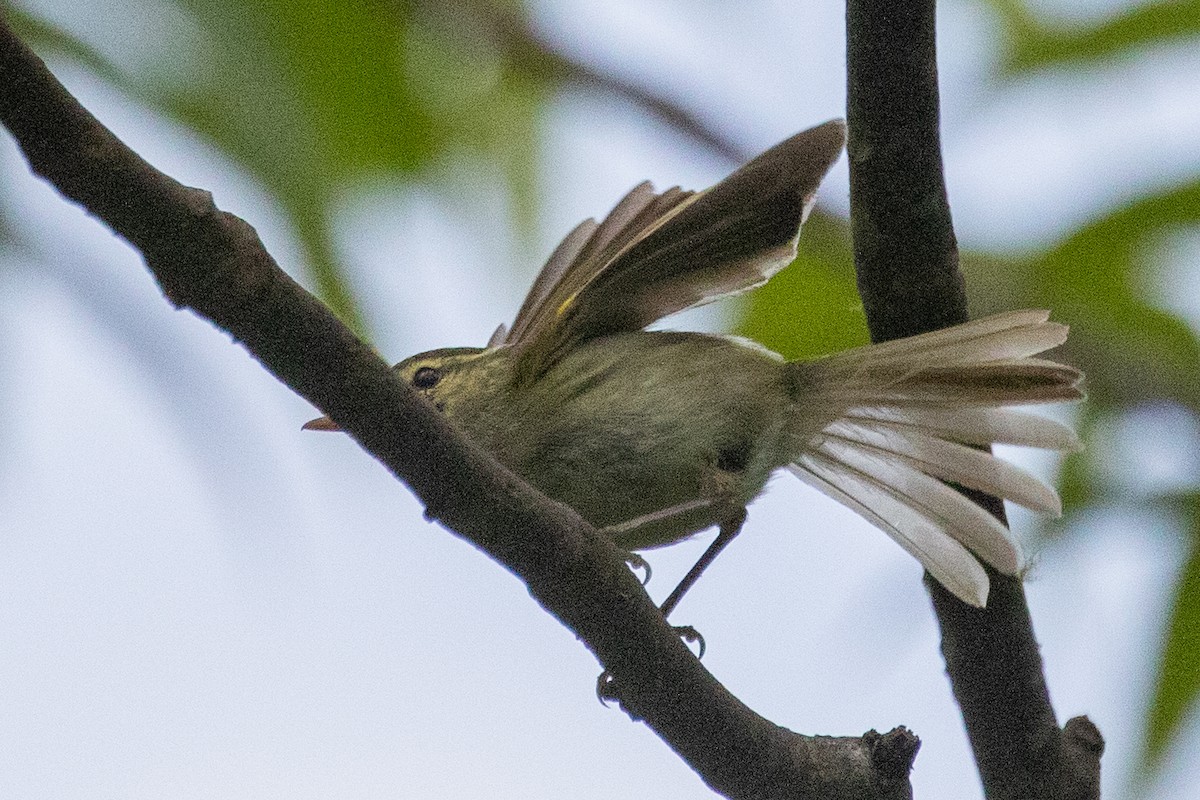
[2,1,1199,798]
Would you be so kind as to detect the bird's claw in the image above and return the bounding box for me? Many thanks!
[596,670,620,705]
[673,625,706,659]
[624,552,651,585]
[594,626,706,706]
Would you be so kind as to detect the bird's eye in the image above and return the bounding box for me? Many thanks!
[412,366,441,389]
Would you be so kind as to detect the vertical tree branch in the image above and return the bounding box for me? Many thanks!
[844,1,1102,798]
[846,2,966,337]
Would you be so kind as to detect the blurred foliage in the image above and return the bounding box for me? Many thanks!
[738,210,870,360]
[987,0,1200,74]
[1149,491,1200,772]
[986,2,1200,777]
[3,0,545,333]
[3,0,1200,787]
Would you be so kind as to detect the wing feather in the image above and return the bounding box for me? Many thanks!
[501,119,846,381]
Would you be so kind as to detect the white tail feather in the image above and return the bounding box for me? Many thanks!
[820,311,1069,383]
[822,418,1063,515]
[789,311,1083,606]
[790,457,991,607]
[845,407,1082,452]
[826,309,1053,366]
[811,439,1022,571]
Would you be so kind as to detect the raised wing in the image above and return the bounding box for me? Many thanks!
[502,182,696,346]
[501,119,847,383]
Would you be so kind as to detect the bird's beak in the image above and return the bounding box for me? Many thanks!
[302,415,341,432]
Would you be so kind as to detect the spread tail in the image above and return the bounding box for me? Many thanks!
[787,310,1084,606]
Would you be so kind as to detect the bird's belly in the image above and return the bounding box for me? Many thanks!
[511,416,778,551]
[479,331,791,550]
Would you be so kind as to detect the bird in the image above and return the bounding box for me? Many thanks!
[306,118,1083,610]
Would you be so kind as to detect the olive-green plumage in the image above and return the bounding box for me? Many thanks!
[393,333,804,551]
[308,120,1084,607]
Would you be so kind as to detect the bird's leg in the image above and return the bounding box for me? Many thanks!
[595,508,748,705]
[603,498,715,536]
[597,459,748,705]
[659,507,747,621]
[602,478,747,621]
[654,450,750,621]
[603,498,716,586]
[622,552,652,585]
[655,499,747,661]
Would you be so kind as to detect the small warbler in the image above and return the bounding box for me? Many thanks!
[307,119,1083,609]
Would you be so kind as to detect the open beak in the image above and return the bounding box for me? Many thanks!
[302,415,342,432]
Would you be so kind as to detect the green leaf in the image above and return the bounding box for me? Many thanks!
[2,3,125,84]
[988,0,1200,75]
[1030,180,1200,413]
[733,210,870,359]
[158,1,444,331]
[1144,491,1200,770]
[1055,403,1106,513]
[10,1,550,335]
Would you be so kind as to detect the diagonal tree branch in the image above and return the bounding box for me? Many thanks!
[844,1,1103,798]
[419,0,750,163]
[0,14,915,800]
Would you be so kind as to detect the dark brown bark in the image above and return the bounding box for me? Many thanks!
[845,1,1102,797]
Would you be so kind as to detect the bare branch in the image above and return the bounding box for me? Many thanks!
[0,14,913,799]
[845,1,1102,797]
[422,0,749,163]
